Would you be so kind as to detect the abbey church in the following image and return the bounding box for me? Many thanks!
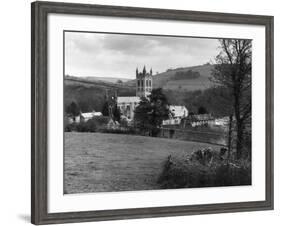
[117,66,152,120]
[117,66,188,123]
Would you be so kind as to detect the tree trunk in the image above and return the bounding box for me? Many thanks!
[227,114,233,160]
[234,89,243,160]
[236,120,244,159]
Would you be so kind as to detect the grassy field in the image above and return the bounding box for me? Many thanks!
[64,132,220,194]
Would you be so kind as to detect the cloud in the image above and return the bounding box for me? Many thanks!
[65,32,220,78]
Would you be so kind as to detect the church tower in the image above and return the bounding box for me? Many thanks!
[136,66,153,98]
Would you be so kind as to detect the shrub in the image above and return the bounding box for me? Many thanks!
[91,116,110,128]
[119,118,128,127]
[158,156,215,188]
[158,149,251,189]
[65,123,72,132]
[214,160,251,186]
[76,119,97,132]
[64,122,77,132]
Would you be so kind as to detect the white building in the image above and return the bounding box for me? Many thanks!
[169,105,188,118]
[163,106,188,125]
[214,116,230,126]
[80,111,103,122]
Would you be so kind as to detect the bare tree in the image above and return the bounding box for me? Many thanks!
[212,39,252,159]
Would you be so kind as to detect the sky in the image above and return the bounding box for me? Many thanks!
[65,31,220,79]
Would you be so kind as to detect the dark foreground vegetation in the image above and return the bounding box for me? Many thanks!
[158,147,251,189]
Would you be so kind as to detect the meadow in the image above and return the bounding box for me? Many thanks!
[64,132,220,194]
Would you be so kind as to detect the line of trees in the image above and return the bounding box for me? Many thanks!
[211,39,252,159]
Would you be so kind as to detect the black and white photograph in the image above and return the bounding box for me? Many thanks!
[63,31,252,194]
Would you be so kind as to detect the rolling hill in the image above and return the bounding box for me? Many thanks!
[65,75,134,89]
[125,64,214,91]
[64,76,135,113]
[79,76,131,84]
[64,64,215,113]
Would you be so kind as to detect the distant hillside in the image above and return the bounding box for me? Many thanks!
[125,64,214,91]
[64,64,215,113]
[65,75,134,89]
[79,76,131,84]
[64,76,135,113]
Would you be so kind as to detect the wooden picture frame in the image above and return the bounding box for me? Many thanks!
[31,1,274,224]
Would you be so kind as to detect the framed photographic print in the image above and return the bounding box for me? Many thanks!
[31,1,274,225]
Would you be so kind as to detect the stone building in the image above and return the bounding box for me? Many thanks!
[117,66,152,119]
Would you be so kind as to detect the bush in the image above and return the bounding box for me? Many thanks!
[158,149,251,189]
[158,156,215,188]
[100,127,137,135]
[119,118,128,127]
[91,116,110,128]
[64,122,78,132]
[214,160,251,186]
[76,119,97,132]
